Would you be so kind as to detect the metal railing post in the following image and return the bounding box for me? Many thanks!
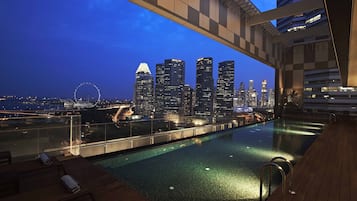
[70,116,73,154]
[151,118,153,135]
[129,121,132,137]
[104,123,107,141]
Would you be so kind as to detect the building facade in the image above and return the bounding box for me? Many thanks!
[195,57,214,121]
[134,63,154,117]
[247,80,258,107]
[155,59,185,117]
[182,84,195,116]
[155,63,165,117]
[304,68,357,116]
[268,88,275,108]
[260,80,268,107]
[237,82,246,107]
[216,60,235,122]
[277,0,327,33]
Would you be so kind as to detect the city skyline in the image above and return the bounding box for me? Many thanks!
[134,57,274,118]
[0,0,275,99]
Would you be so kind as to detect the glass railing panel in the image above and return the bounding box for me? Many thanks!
[104,122,131,140]
[81,123,106,143]
[0,128,39,160]
[0,115,81,161]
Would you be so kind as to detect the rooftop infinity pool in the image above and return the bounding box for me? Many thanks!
[93,119,325,201]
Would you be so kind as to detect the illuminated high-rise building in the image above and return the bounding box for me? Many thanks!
[183,84,194,116]
[260,80,268,108]
[216,61,235,122]
[268,88,275,108]
[247,80,258,107]
[155,63,165,117]
[134,63,154,117]
[155,59,185,117]
[237,82,246,107]
[195,57,214,121]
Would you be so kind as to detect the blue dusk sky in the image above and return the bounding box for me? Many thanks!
[0,0,276,100]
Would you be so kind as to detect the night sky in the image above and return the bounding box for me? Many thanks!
[0,0,276,99]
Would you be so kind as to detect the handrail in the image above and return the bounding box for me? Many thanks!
[271,156,295,195]
[260,162,286,201]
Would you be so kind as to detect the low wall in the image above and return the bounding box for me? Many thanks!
[79,123,233,158]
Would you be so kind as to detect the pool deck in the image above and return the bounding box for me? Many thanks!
[0,156,148,201]
[267,118,357,201]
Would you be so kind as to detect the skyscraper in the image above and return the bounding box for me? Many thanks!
[155,59,185,117]
[277,0,326,33]
[134,63,154,117]
[268,88,275,108]
[247,80,258,107]
[155,63,165,117]
[195,57,214,122]
[260,80,268,108]
[216,61,235,122]
[182,84,194,116]
[237,82,246,107]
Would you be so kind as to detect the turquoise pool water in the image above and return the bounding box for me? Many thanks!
[93,120,325,201]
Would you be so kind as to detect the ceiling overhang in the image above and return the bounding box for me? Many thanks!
[221,0,280,36]
[324,0,355,86]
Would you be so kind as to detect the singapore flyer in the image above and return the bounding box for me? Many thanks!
[73,82,101,108]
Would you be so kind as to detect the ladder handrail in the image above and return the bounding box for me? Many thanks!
[271,156,294,189]
[259,162,286,201]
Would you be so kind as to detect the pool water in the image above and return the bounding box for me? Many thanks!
[93,120,325,201]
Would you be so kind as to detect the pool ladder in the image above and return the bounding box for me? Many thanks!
[259,156,295,201]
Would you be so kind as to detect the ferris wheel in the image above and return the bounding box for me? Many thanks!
[73,82,101,108]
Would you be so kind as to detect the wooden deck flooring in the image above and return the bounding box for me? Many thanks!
[0,156,148,201]
[267,119,357,201]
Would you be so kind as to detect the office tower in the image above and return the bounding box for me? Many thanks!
[155,59,185,117]
[304,68,357,115]
[183,84,194,116]
[195,57,214,122]
[277,0,326,33]
[134,63,154,117]
[268,88,275,108]
[216,61,235,122]
[155,64,165,117]
[247,80,258,107]
[237,82,246,107]
[248,80,254,91]
[233,90,239,109]
[260,80,268,108]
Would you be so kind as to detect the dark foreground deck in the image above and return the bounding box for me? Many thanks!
[0,156,148,201]
[267,119,357,201]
